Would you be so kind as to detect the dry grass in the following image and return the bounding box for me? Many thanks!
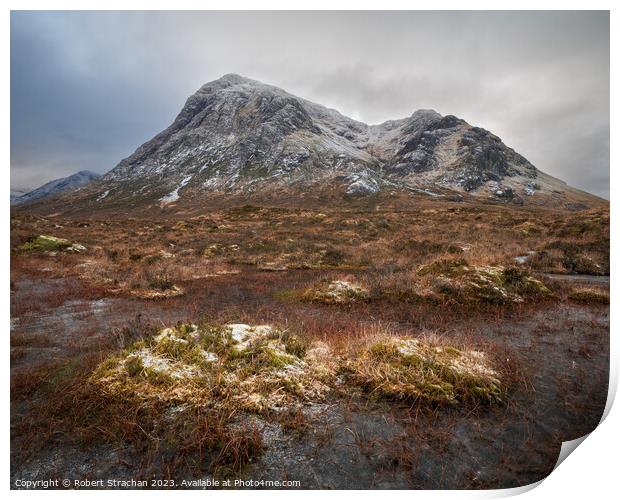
[10,205,608,301]
[342,333,503,407]
[91,322,336,413]
[568,287,610,304]
[9,201,609,485]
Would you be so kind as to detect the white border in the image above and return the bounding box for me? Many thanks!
[3,2,616,498]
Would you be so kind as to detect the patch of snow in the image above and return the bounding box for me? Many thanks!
[227,324,274,351]
[202,351,219,363]
[396,339,421,357]
[97,190,110,201]
[155,328,190,344]
[514,251,536,264]
[128,348,198,379]
[160,175,193,204]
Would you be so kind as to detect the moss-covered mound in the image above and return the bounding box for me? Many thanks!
[346,337,503,406]
[91,323,336,413]
[303,279,370,304]
[418,259,550,304]
[19,235,86,253]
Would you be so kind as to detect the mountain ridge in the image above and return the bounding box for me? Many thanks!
[11,170,101,206]
[14,74,605,213]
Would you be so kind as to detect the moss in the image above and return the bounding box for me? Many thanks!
[143,366,175,386]
[125,355,144,377]
[418,260,550,304]
[502,267,550,296]
[280,333,311,358]
[417,258,470,277]
[260,344,299,368]
[198,324,233,352]
[91,322,336,414]
[20,235,72,252]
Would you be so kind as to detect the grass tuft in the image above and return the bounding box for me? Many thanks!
[568,287,609,304]
[345,336,503,407]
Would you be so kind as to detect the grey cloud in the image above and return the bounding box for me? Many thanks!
[10,10,609,198]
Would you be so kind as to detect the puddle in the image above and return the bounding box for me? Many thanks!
[10,275,610,489]
[544,274,610,286]
[514,251,536,264]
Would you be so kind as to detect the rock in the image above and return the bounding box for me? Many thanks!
[345,177,380,197]
[66,243,87,253]
[565,202,589,211]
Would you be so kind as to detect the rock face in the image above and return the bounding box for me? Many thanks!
[12,170,100,205]
[26,74,602,210]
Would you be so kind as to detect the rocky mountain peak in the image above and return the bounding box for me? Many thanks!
[23,74,602,212]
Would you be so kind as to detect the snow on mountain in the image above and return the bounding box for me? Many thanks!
[20,74,603,211]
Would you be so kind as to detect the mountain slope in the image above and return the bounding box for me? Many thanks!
[12,170,101,206]
[19,74,605,213]
[10,189,27,204]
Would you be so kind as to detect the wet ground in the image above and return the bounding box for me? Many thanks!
[10,273,609,489]
[544,273,610,285]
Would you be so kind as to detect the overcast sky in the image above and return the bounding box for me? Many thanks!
[11,10,609,198]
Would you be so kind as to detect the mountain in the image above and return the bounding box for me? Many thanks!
[18,74,604,213]
[10,189,27,204]
[11,170,101,206]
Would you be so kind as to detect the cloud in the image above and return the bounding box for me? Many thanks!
[10,11,609,198]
